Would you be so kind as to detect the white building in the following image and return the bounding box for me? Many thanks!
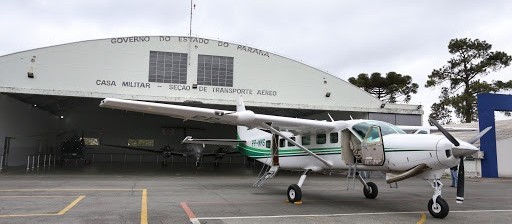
[0,36,422,167]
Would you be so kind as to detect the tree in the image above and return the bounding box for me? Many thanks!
[348,72,419,103]
[426,38,512,123]
[429,87,452,125]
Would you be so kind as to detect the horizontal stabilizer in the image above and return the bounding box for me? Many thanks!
[182,136,246,146]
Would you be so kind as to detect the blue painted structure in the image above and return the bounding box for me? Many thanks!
[477,93,512,178]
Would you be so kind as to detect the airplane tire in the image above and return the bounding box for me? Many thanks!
[363,182,378,199]
[287,184,302,203]
[428,197,449,219]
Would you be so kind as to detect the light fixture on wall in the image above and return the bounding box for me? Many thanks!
[380,103,386,108]
[325,92,331,97]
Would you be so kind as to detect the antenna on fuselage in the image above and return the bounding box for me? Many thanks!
[327,113,334,122]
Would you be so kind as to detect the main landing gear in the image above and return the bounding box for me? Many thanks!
[286,170,379,203]
[287,170,310,203]
[428,179,449,219]
[356,172,378,199]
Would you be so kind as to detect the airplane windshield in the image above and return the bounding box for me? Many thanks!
[351,120,406,139]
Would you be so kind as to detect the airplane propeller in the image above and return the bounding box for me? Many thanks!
[428,118,460,146]
[429,118,466,204]
[456,157,464,204]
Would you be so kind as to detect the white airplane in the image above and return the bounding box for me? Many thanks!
[99,97,491,219]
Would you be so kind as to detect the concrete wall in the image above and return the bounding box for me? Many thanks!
[497,138,512,177]
[0,36,421,114]
[0,94,58,167]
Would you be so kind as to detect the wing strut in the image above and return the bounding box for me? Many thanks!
[261,123,333,167]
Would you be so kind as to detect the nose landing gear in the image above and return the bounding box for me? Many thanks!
[428,179,449,219]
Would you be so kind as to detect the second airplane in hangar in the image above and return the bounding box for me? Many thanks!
[99,97,490,219]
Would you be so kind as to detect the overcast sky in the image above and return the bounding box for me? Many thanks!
[1,0,511,123]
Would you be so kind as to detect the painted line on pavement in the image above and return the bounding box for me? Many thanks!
[57,196,86,215]
[416,213,426,224]
[198,209,512,220]
[180,202,200,224]
[0,195,85,218]
[141,189,148,224]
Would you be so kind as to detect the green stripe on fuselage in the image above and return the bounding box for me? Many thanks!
[236,143,340,158]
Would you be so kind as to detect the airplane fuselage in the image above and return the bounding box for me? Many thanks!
[238,131,461,177]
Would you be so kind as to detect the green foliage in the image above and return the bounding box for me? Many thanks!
[348,72,419,103]
[426,38,512,123]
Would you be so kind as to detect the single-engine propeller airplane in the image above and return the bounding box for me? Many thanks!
[99,97,491,219]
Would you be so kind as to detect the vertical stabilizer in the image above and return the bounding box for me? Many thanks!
[236,95,246,112]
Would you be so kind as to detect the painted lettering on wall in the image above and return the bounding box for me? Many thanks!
[94,81,278,97]
[236,45,270,57]
[122,81,150,88]
[96,80,117,86]
[110,36,151,44]
[109,36,271,58]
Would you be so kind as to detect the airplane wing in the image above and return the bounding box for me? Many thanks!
[101,143,163,153]
[182,136,246,146]
[397,125,477,134]
[99,98,349,134]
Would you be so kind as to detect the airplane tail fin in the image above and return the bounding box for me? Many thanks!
[236,95,246,112]
[236,96,266,140]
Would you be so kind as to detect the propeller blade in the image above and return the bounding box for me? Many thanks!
[429,118,460,146]
[456,157,465,204]
[467,126,493,144]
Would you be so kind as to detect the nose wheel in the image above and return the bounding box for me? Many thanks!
[428,197,449,218]
[428,179,449,219]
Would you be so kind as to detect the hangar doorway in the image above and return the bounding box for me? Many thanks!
[3,93,361,171]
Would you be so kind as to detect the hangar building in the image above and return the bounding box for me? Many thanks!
[0,36,422,168]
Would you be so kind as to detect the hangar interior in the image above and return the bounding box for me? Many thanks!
[0,36,422,170]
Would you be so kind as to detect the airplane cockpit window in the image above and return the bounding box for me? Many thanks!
[352,120,406,139]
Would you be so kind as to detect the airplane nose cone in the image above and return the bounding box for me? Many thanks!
[452,141,479,158]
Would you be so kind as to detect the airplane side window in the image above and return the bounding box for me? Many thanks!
[288,137,296,147]
[330,132,338,143]
[302,136,311,145]
[316,134,326,144]
[266,140,271,148]
[279,138,286,147]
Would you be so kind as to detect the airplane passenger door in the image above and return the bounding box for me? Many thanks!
[360,125,385,166]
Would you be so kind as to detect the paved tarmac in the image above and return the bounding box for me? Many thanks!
[1,163,511,224]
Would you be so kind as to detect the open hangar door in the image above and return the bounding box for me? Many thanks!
[1,93,239,169]
[2,93,332,170]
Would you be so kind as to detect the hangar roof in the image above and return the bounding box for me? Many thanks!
[0,36,421,115]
